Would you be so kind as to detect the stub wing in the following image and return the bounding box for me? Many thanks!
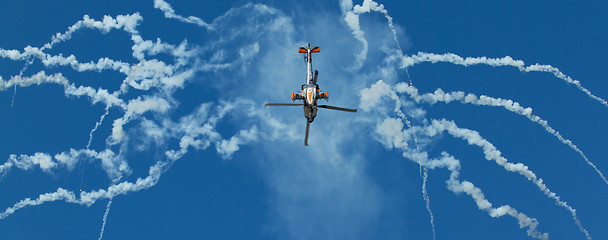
[265,103,303,106]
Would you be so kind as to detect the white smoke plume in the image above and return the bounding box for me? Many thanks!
[2,149,126,179]
[362,80,594,239]
[153,0,213,29]
[6,152,56,173]
[402,141,549,239]
[340,0,406,69]
[397,83,608,186]
[87,106,111,149]
[0,97,273,219]
[373,115,548,238]
[340,0,368,69]
[98,198,113,240]
[0,71,124,107]
[43,14,142,50]
[0,188,78,219]
[399,52,608,108]
[428,119,591,240]
[352,0,402,51]
[0,3,288,222]
[340,1,605,112]
[419,165,436,240]
[1,1,604,239]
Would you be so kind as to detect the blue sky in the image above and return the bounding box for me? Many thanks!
[1,0,607,239]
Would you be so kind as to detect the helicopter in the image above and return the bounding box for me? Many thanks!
[265,44,357,146]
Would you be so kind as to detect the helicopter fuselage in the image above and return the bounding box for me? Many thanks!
[265,44,355,146]
[300,46,323,122]
[302,84,318,122]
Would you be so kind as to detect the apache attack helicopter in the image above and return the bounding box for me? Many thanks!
[265,44,357,146]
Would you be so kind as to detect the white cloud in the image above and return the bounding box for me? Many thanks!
[359,80,392,111]
[374,117,406,149]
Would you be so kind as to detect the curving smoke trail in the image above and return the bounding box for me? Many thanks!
[349,1,603,237]
[341,0,607,110]
[98,198,113,240]
[153,0,213,29]
[87,106,111,150]
[430,119,591,240]
[0,99,268,220]
[0,188,79,219]
[0,155,169,220]
[398,52,608,108]
[0,1,283,225]
[364,80,594,239]
[0,1,604,239]
[371,102,550,238]
[376,114,550,239]
[397,83,608,186]
[419,165,436,240]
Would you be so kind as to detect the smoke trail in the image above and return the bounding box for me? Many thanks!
[10,84,16,107]
[1,153,56,175]
[0,71,124,108]
[406,148,548,239]
[342,1,606,110]
[0,188,78,219]
[153,0,213,29]
[10,57,34,107]
[359,79,411,127]
[427,119,591,240]
[343,0,603,112]
[41,13,142,50]
[339,0,368,69]
[98,197,113,240]
[0,161,12,177]
[87,106,111,149]
[364,81,590,239]
[0,2,289,220]
[419,165,436,240]
[0,99,269,219]
[79,106,112,192]
[0,157,164,220]
[350,0,401,50]
[400,52,608,108]
[341,0,408,69]
[397,83,608,186]
[372,116,548,239]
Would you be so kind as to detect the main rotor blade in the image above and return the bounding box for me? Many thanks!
[265,103,303,107]
[313,70,318,85]
[304,121,310,146]
[318,105,357,112]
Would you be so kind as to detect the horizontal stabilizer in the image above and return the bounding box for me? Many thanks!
[299,46,320,53]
